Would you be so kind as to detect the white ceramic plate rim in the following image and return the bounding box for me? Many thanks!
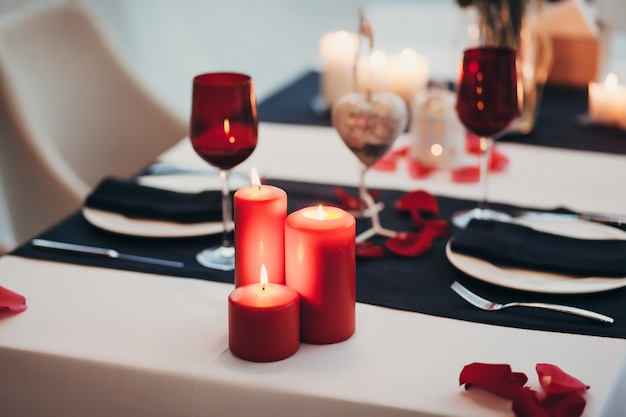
[446,216,626,294]
[81,173,246,238]
[82,206,227,238]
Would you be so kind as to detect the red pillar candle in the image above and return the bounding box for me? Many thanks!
[228,265,300,362]
[285,205,356,344]
[234,169,287,287]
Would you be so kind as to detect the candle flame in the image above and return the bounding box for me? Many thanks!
[316,205,325,220]
[250,167,261,189]
[605,73,618,93]
[223,118,230,134]
[260,264,268,290]
[430,143,443,156]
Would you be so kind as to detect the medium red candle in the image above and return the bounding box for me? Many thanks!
[234,169,287,287]
[228,265,300,362]
[285,205,356,344]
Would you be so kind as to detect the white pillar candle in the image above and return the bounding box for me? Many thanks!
[588,72,626,127]
[356,48,429,103]
[319,31,359,108]
[387,48,430,103]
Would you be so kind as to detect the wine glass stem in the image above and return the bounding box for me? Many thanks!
[219,169,233,248]
[478,136,494,212]
[358,164,368,204]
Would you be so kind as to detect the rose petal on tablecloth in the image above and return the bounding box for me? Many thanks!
[395,190,439,214]
[355,241,386,258]
[536,363,590,395]
[0,286,27,313]
[459,362,528,400]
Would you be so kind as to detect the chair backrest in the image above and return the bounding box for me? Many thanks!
[0,2,188,249]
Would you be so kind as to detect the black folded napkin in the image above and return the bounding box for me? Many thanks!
[450,219,626,277]
[85,178,226,224]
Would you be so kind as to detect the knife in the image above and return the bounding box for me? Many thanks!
[516,210,626,227]
[31,239,184,268]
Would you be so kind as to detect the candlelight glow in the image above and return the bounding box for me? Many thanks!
[399,48,418,69]
[316,205,325,220]
[223,118,230,133]
[333,30,352,50]
[250,167,261,188]
[430,144,443,156]
[370,50,387,70]
[260,264,268,290]
[605,73,618,93]
[302,205,343,220]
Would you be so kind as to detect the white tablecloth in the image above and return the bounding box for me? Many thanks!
[1,122,626,417]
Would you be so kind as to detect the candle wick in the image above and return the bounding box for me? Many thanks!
[257,184,262,192]
[262,282,267,291]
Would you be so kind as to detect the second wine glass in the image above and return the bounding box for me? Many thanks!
[453,46,519,228]
[190,72,258,270]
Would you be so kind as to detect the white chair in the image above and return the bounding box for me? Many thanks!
[0,2,188,251]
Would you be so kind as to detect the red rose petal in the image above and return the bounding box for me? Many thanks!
[0,286,27,313]
[356,241,386,258]
[511,387,552,417]
[410,210,426,229]
[395,190,439,214]
[407,158,436,179]
[371,146,409,172]
[536,364,590,395]
[333,187,362,211]
[371,155,398,172]
[459,363,528,400]
[451,166,480,183]
[465,133,481,154]
[424,219,451,239]
[541,392,587,417]
[490,147,509,171]
[385,230,434,257]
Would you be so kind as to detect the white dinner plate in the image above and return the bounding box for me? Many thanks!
[446,215,626,294]
[82,173,246,238]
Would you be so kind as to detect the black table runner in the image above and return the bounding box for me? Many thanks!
[12,179,626,339]
[258,71,626,154]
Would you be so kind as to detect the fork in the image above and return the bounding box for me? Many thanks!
[450,281,614,324]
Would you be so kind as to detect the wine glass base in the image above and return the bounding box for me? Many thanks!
[196,246,235,271]
[452,207,512,229]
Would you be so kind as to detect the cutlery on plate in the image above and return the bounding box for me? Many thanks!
[144,162,218,176]
[450,281,614,324]
[514,210,626,226]
[31,239,184,268]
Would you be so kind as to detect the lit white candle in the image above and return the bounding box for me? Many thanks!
[319,31,359,108]
[357,48,429,103]
[387,48,430,103]
[588,73,626,127]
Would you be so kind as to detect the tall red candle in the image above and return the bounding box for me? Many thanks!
[234,170,287,287]
[285,205,356,344]
[228,265,300,362]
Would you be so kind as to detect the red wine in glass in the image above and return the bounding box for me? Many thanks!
[453,46,519,228]
[190,72,258,270]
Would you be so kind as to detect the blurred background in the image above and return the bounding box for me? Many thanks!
[0,0,623,119]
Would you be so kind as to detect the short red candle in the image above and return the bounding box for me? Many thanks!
[228,266,300,362]
[234,175,287,288]
[285,205,356,344]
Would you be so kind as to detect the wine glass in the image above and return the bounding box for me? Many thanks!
[190,72,258,270]
[332,91,408,242]
[452,46,519,228]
